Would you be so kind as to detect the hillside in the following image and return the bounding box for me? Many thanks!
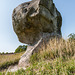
[0,38,75,75]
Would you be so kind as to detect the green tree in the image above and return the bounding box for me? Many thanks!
[15,45,27,53]
[68,33,75,40]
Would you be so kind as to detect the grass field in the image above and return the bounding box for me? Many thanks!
[0,52,25,71]
[0,38,75,75]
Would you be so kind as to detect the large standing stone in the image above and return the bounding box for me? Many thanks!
[12,0,62,67]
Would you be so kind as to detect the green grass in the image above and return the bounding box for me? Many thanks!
[2,57,74,75]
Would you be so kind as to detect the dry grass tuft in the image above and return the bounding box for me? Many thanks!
[30,38,75,63]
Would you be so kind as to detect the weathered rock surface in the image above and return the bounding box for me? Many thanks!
[12,0,62,69]
[12,0,62,46]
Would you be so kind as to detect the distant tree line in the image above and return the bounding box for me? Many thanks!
[0,45,27,54]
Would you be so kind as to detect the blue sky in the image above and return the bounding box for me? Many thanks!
[0,0,75,52]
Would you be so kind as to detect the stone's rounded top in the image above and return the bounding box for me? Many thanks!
[12,0,62,45]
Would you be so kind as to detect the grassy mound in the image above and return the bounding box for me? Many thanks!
[0,38,75,75]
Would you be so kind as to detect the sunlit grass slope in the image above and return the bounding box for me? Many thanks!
[0,52,25,71]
